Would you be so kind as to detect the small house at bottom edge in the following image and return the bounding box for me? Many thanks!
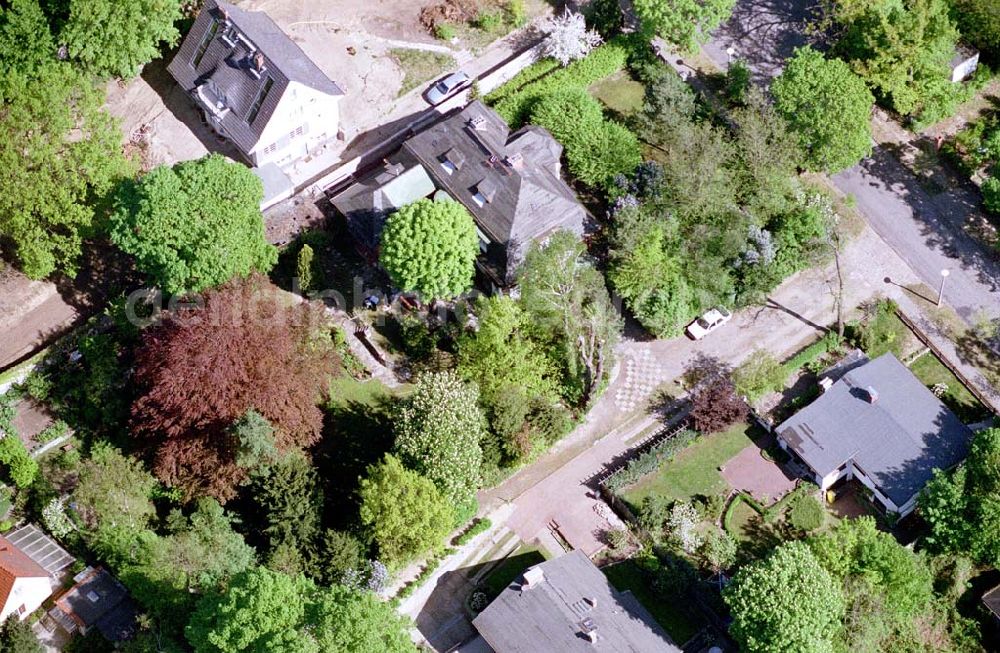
[167,0,345,168]
[467,550,680,652]
[775,352,974,517]
[330,100,587,293]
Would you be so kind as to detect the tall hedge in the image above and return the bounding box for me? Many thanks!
[488,39,630,126]
[528,88,641,186]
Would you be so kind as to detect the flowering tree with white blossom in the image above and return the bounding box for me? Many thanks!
[539,10,602,66]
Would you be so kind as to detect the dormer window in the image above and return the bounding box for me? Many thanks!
[439,148,464,175]
[470,178,497,207]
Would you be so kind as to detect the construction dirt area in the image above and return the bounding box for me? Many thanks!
[102,0,546,171]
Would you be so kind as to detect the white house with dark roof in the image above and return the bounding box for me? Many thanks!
[776,352,974,517]
[331,101,587,291]
[167,0,345,167]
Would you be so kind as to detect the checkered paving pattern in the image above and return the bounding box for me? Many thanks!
[613,348,668,412]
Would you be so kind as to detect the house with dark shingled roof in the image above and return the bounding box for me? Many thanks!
[331,100,587,291]
[776,352,973,517]
[167,0,345,167]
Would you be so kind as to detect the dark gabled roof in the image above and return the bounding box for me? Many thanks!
[777,353,973,506]
[472,551,680,652]
[333,101,586,284]
[167,0,343,154]
[983,584,1000,619]
[55,568,133,635]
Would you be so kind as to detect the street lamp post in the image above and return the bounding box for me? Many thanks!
[726,46,736,65]
[937,269,949,306]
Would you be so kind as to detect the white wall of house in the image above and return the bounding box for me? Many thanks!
[250,82,341,167]
[0,576,52,621]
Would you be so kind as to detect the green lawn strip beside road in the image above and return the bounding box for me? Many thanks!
[623,422,756,506]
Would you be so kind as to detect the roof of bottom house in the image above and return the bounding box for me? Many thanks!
[472,550,680,652]
[55,567,138,642]
[0,534,50,609]
[776,352,973,506]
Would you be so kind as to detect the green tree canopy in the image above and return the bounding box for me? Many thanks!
[633,0,737,51]
[457,296,560,407]
[308,586,416,653]
[517,231,622,405]
[111,154,277,293]
[724,541,844,653]
[252,453,324,575]
[392,370,486,509]
[772,46,874,173]
[528,88,641,186]
[185,567,414,653]
[952,0,1000,60]
[0,0,55,78]
[0,62,131,279]
[186,567,313,653]
[379,199,478,300]
[0,615,42,653]
[919,427,1000,566]
[72,443,158,560]
[832,0,959,120]
[61,0,181,78]
[358,454,453,568]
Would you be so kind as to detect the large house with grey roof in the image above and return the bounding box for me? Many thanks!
[167,0,345,167]
[469,550,679,652]
[331,101,587,291]
[776,352,973,517]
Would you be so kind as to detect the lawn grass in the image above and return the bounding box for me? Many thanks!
[908,351,991,423]
[727,499,762,542]
[589,70,645,117]
[624,422,756,506]
[602,560,705,645]
[390,49,455,97]
[481,547,546,598]
[327,376,391,408]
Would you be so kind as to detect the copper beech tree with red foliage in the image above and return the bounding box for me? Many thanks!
[130,275,339,502]
[689,375,749,434]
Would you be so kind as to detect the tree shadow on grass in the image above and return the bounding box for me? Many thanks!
[312,396,396,531]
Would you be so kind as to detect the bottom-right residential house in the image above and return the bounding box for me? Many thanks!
[469,550,681,652]
[775,352,974,517]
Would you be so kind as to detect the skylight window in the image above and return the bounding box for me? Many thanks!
[245,77,273,124]
[192,20,219,68]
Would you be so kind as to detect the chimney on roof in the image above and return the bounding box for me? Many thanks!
[522,566,544,589]
[819,377,834,393]
[584,597,597,609]
[866,386,879,404]
[469,114,487,131]
[505,152,524,169]
[585,630,598,644]
[254,52,265,73]
[221,7,229,22]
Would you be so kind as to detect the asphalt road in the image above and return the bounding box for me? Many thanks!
[833,149,1000,324]
[702,0,820,78]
